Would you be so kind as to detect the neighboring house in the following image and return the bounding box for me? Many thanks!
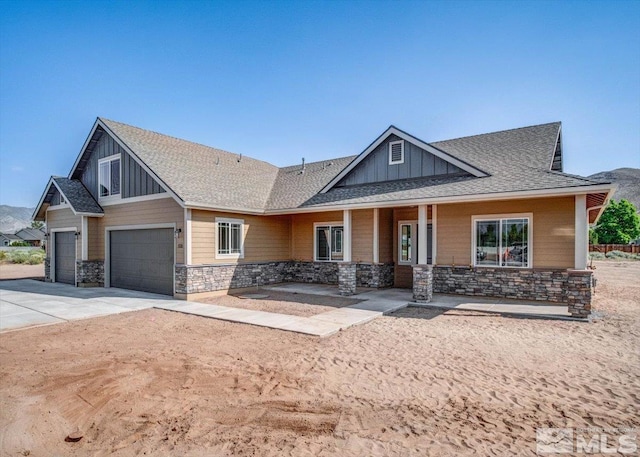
[13,228,45,247]
[33,118,615,317]
[0,233,23,246]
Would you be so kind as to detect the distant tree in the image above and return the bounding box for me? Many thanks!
[594,199,640,244]
[30,221,44,229]
[589,228,598,245]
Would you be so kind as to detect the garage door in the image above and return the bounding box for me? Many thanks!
[54,231,76,285]
[110,228,174,295]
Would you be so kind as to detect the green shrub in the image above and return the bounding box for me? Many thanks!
[605,250,637,259]
[8,251,29,264]
[589,252,606,260]
[0,251,6,261]
[26,255,44,265]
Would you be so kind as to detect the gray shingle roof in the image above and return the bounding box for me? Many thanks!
[92,119,610,212]
[100,118,279,212]
[52,177,103,214]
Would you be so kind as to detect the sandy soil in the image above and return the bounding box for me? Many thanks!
[0,261,638,456]
[0,263,44,280]
[197,290,363,317]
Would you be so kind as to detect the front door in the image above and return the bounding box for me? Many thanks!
[396,221,432,288]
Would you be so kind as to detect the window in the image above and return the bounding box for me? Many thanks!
[400,223,413,263]
[58,193,66,205]
[389,140,404,165]
[99,155,121,198]
[216,218,244,258]
[315,224,344,261]
[474,215,531,268]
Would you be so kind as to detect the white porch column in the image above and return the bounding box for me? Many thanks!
[418,204,428,265]
[81,216,88,261]
[575,194,588,269]
[343,209,352,262]
[372,208,379,264]
[431,204,437,265]
[185,208,192,265]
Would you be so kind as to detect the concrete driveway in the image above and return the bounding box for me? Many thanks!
[0,279,176,332]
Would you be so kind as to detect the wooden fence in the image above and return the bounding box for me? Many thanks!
[589,244,640,254]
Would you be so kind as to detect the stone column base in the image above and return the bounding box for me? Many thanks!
[567,270,593,318]
[338,262,357,296]
[413,264,433,303]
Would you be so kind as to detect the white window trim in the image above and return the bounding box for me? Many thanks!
[398,220,417,265]
[215,217,244,260]
[313,221,344,262]
[98,153,121,202]
[472,213,533,269]
[388,140,405,165]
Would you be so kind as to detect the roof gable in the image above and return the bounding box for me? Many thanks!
[33,177,103,221]
[320,126,488,193]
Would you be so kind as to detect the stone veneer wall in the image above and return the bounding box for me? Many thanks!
[76,260,104,287]
[356,263,394,288]
[432,266,593,318]
[338,263,357,296]
[175,261,343,295]
[44,257,51,282]
[412,264,433,303]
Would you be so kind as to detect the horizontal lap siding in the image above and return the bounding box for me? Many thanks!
[378,208,393,263]
[46,208,81,260]
[291,211,343,261]
[437,197,574,268]
[352,209,373,263]
[191,211,291,265]
[88,198,185,264]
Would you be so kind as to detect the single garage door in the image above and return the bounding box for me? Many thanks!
[55,231,76,285]
[110,228,174,295]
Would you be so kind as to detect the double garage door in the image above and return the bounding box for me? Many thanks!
[110,228,174,296]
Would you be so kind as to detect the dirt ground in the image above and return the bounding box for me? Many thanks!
[198,290,363,317]
[0,261,638,456]
[0,263,44,280]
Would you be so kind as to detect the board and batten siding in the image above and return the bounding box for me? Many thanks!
[46,208,81,260]
[79,129,165,200]
[87,197,184,264]
[291,211,343,261]
[191,211,291,265]
[337,134,465,187]
[436,196,575,269]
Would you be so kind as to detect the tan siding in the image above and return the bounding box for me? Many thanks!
[437,197,575,268]
[89,198,185,263]
[352,209,373,263]
[291,211,343,261]
[378,208,393,263]
[46,208,81,259]
[191,210,291,265]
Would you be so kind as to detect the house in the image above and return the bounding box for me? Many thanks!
[33,118,615,318]
[0,233,23,246]
[13,228,46,247]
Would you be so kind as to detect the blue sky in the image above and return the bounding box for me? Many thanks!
[1,0,638,207]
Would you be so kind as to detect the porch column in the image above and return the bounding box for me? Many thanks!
[372,208,379,264]
[431,204,437,265]
[418,204,428,264]
[343,209,352,262]
[185,208,192,265]
[81,216,88,261]
[575,195,587,269]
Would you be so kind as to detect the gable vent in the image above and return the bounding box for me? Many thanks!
[389,140,404,165]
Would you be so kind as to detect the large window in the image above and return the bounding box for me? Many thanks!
[474,215,530,268]
[99,155,121,198]
[315,224,343,261]
[216,218,244,258]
